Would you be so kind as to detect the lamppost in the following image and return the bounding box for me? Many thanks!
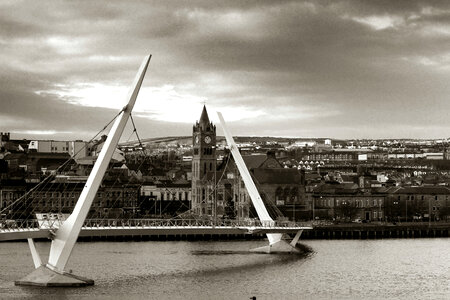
[405,197,408,223]
[428,197,431,227]
[293,195,296,222]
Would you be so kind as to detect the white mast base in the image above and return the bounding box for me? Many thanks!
[217,112,305,254]
[250,230,304,253]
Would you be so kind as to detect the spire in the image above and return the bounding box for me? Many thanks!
[199,105,210,130]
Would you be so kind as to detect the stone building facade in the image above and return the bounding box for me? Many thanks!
[190,106,306,220]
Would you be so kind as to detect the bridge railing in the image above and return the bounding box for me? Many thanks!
[81,219,312,228]
[84,219,311,228]
[0,219,40,231]
[1,218,312,232]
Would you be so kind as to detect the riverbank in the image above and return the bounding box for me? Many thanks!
[302,222,450,239]
[73,222,450,241]
[3,222,449,242]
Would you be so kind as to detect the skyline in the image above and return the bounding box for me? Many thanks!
[2,1,450,141]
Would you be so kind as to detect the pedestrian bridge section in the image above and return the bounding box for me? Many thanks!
[0,219,313,242]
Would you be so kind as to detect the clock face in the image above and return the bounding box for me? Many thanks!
[204,136,212,144]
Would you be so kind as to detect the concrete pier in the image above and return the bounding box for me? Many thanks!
[15,266,94,287]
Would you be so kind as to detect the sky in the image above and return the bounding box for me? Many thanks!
[1,0,450,141]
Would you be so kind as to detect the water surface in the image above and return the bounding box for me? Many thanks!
[0,239,449,299]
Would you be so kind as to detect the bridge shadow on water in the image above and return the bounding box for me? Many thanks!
[11,243,316,298]
[191,242,314,257]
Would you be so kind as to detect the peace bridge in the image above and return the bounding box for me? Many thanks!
[0,218,312,242]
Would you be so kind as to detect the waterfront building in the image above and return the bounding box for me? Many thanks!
[189,106,306,220]
[385,186,450,221]
[140,181,191,217]
[0,179,26,212]
[312,183,385,221]
[1,172,142,220]
[229,152,307,220]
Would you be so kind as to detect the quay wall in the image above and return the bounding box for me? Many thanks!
[75,223,449,241]
[302,223,450,240]
[3,223,449,242]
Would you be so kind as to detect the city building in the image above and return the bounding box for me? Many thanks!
[190,106,306,220]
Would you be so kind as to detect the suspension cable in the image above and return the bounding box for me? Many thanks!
[1,110,123,216]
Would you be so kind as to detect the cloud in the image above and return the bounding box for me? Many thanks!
[1,0,450,140]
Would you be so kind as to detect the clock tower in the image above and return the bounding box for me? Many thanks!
[192,105,217,216]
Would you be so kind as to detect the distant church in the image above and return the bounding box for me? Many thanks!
[191,106,306,220]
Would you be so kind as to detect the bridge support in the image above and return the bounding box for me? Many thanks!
[15,266,94,287]
[217,112,304,254]
[27,238,42,269]
[16,55,151,287]
[250,230,303,253]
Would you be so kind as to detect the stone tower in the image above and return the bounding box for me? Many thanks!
[191,105,217,216]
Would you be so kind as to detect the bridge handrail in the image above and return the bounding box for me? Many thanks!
[0,218,313,232]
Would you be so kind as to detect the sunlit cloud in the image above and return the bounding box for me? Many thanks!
[35,83,266,123]
[14,130,73,135]
[3,0,450,140]
[45,36,88,55]
[352,15,403,30]
[402,53,450,70]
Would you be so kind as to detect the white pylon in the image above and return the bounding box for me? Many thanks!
[47,55,152,272]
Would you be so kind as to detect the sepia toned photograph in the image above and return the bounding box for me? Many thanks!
[0,1,449,299]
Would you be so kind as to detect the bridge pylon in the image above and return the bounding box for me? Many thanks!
[15,55,151,287]
[217,112,305,253]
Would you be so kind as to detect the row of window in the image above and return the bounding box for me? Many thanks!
[400,195,445,201]
[35,199,135,208]
[29,191,135,199]
[1,192,24,200]
[316,198,383,207]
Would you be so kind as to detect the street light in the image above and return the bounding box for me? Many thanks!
[406,197,408,223]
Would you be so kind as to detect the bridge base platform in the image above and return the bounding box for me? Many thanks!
[15,266,94,287]
[250,240,301,254]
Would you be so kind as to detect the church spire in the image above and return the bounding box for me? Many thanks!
[199,105,210,130]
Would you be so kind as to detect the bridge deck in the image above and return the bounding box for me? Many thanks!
[0,219,313,241]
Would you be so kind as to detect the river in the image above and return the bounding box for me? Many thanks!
[0,239,449,299]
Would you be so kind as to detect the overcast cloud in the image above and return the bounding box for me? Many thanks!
[1,0,450,140]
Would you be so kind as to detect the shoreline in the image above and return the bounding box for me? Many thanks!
[2,223,449,242]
